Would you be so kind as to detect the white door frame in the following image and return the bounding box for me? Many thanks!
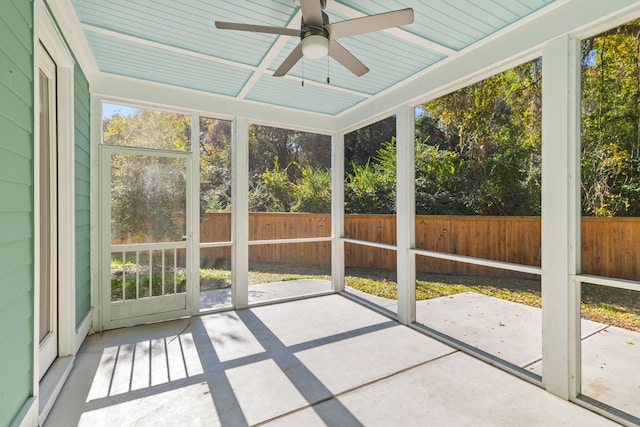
[100,144,193,330]
[34,0,76,385]
[37,43,59,380]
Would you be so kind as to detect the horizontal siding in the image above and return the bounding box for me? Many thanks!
[0,1,31,47]
[0,266,33,314]
[75,193,90,211]
[11,0,32,22]
[0,179,32,212]
[0,235,32,292]
[0,212,31,246]
[74,62,91,325]
[0,287,33,341]
[0,115,32,159]
[0,15,32,77]
[0,48,32,101]
[0,146,31,186]
[0,316,32,425]
[0,75,32,130]
[0,0,33,425]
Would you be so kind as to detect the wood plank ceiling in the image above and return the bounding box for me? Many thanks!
[70,0,556,116]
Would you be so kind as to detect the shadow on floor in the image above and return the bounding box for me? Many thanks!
[45,295,622,426]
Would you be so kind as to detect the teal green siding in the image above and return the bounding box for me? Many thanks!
[0,0,34,425]
[74,65,91,326]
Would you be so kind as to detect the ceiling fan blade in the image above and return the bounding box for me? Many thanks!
[215,21,300,37]
[299,0,324,27]
[329,40,369,77]
[325,8,414,39]
[273,43,304,77]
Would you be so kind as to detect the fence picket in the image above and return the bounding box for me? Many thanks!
[194,213,640,281]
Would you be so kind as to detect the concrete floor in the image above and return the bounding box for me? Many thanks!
[200,279,332,310]
[46,294,619,426]
[346,288,640,420]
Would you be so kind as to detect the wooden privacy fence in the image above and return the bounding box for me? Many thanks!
[199,213,640,281]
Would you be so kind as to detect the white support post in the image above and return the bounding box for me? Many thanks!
[232,117,249,308]
[396,105,416,325]
[189,114,201,313]
[332,132,345,292]
[541,35,581,400]
[90,96,103,332]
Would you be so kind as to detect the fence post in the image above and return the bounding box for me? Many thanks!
[396,105,416,325]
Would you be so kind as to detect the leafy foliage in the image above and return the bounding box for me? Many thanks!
[293,166,332,213]
[581,19,640,216]
[106,109,190,242]
[248,124,332,213]
[416,59,542,215]
[344,140,397,214]
[249,161,296,212]
[200,118,232,214]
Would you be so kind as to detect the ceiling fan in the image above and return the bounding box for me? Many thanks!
[215,0,414,77]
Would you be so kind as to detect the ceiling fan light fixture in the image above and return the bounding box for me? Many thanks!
[301,35,329,59]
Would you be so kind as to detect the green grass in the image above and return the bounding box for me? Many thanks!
[111,260,640,332]
[111,266,186,300]
[345,270,639,332]
[199,262,331,290]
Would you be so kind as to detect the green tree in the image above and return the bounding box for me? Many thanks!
[581,19,640,216]
[200,118,231,213]
[105,109,190,242]
[345,139,396,214]
[249,124,331,213]
[344,115,396,175]
[292,165,331,213]
[418,58,542,215]
[249,161,296,212]
[414,139,459,214]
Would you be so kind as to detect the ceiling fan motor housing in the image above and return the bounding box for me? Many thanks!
[301,11,329,40]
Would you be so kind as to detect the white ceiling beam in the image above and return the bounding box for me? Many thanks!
[92,73,338,133]
[328,2,456,56]
[81,24,256,72]
[336,0,640,132]
[237,10,304,98]
[45,0,100,77]
[280,74,371,98]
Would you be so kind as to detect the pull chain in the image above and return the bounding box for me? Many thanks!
[302,57,305,87]
[327,54,330,84]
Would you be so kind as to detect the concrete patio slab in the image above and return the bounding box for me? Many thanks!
[200,311,267,362]
[200,279,332,311]
[265,352,618,427]
[224,358,311,426]
[248,279,331,304]
[77,382,219,427]
[248,294,391,347]
[415,292,607,368]
[294,324,455,394]
[44,294,623,427]
[577,326,640,419]
[343,286,398,314]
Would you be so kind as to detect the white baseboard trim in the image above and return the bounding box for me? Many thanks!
[35,307,92,425]
[12,397,37,427]
[38,356,75,425]
[75,307,93,353]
